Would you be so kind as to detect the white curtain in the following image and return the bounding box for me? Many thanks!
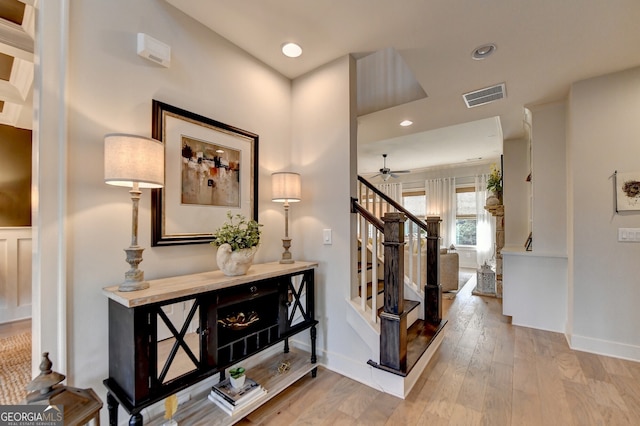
[376,182,403,204]
[475,174,495,266]
[425,177,456,247]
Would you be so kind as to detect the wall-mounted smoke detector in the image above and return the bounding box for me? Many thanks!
[463,83,506,108]
[137,33,171,67]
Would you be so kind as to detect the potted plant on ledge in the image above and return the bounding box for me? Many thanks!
[212,211,263,276]
[486,163,503,206]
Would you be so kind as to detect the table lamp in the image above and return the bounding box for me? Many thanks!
[272,172,301,264]
[104,133,164,291]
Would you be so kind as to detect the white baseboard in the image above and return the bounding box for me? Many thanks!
[511,316,565,334]
[567,333,640,362]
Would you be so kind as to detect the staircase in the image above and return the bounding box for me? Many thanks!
[357,239,384,308]
[349,176,447,395]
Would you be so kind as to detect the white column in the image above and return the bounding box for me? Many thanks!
[31,0,70,376]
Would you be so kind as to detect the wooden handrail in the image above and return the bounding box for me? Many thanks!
[351,197,383,231]
[357,176,429,234]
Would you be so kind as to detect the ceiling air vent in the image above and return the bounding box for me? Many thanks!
[463,83,506,108]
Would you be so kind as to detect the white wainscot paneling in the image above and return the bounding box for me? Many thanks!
[0,227,32,323]
[502,246,567,333]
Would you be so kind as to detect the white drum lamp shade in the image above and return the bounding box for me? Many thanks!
[104,134,164,188]
[271,172,301,202]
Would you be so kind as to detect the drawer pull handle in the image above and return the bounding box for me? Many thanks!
[250,286,257,293]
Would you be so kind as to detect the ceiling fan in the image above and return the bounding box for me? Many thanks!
[371,154,411,181]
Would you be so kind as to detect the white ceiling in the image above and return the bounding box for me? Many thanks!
[0,0,34,130]
[165,0,640,174]
[358,117,503,174]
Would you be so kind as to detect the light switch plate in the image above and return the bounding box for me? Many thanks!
[323,229,332,245]
[618,228,640,242]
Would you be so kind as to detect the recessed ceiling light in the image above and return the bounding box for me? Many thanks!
[216,149,224,153]
[400,120,413,127]
[471,43,497,60]
[282,42,302,58]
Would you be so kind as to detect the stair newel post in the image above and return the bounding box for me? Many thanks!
[425,216,442,324]
[380,212,407,372]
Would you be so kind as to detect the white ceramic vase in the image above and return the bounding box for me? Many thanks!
[216,244,258,276]
[486,190,502,206]
[230,374,246,389]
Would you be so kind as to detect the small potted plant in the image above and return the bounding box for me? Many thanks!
[486,163,503,206]
[229,366,246,389]
[212,211,263,276]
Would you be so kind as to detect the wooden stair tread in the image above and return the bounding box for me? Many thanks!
[359,279,384,299]
[377,299,420,316]
[404,299,420,313]
[356,261,374,271]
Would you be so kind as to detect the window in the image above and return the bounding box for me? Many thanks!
[402,191,426,219]
[456,187,477,245]
[402,190,426,238]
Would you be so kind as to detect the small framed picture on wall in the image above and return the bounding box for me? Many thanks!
[615,170,640,212]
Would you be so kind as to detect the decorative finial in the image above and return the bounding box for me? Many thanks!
[39,351,53,374]
[26,352,66,395]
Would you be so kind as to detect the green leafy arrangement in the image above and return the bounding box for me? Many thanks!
[487,163,503,193]
[229,367,245,379]
[211,212,262,250]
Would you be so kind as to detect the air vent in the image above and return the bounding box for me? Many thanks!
[463,83,506,108]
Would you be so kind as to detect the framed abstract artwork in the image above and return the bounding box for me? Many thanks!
[151,100,258,246]
[615,170,640,213]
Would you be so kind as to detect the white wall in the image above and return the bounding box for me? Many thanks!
[290,56,381,385]
[503,137,529,247]
[61,0,292,421]
[530,102,567,254]
[501,102,568,334]
[567,66,640,360]
[502,251,567,332]
[397,160,498,190]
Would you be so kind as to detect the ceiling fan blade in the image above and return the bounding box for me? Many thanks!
[370,173,381,178]
[390,170,411,174]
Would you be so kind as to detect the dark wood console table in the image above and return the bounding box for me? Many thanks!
[103,261,318,426]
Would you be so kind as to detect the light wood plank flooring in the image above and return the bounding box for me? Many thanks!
[237,275,640,425]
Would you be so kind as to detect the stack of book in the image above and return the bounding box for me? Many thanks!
[208,377,267,416]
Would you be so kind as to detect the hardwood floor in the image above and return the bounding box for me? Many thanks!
[237,276,640,425]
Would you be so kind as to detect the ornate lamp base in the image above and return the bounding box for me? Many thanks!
[119,246,149,292]
[279,237,294,264]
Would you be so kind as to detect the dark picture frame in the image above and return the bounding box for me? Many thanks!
[151,100,259,246]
